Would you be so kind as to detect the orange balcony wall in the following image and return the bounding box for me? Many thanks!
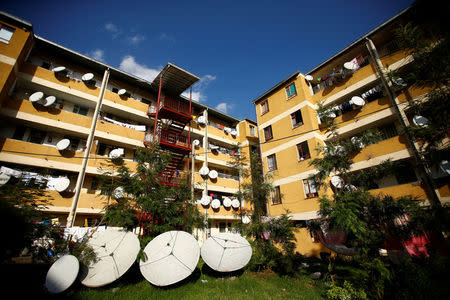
[351,135,409,164]
[196,203,241,218]
[194,173,239,190]
[294,228,331,258]
[44,190,108,211]
[369,182,427,200]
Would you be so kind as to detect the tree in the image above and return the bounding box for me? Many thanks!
[98,143,203,238]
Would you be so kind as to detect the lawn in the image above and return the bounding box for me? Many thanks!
[65,263,326,300]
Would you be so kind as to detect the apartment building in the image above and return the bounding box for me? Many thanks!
[0,12,259,238]
[253,8,449,256]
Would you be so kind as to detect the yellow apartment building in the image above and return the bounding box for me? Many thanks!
[252,8,449,256]
[0,11,259,240]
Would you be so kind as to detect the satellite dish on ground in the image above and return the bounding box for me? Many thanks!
[200,195,211,206]
[440,160,450,175]
[242,215,251,224]
[45,254,79,294]
[305,75,313,81]
[52,66,66,73]
[193,139,200,147]
[412,115,429,127]
[199,166,209,176]
[223,197,232,208]
[140,231,200,286]
[211,199,221,209]
[0,173,11,186]
[56,139,71,151]
[55,177,71,193]
[81,228,140,287]
[231,199,240,209]
[209,170,218,179]
[109,148,124,159]
[41,95,56,107]
[350,96,365,107]
[29,91,44,103]
[331,176,344,188]
[201,233,252,272]
[82,73,94,82]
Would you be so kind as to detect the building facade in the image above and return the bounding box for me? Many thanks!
[253,8,449,256]
[0,12,259,241]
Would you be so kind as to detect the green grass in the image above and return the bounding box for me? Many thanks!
[66,263,326,300]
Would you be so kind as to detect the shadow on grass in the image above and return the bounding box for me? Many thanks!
[201,263,245,278]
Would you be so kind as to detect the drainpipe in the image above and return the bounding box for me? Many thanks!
[365,37,441,209]
[67,68,110,227]
[202,109,209,238]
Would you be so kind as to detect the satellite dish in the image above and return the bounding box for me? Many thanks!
[305,75,313,81]
[113,187,124,199]
[29,91,44,103]
[201,233,252,272]
[199,166,209,176]
[0,173,11,186]
[193,139,200,147]
[242,215,251,224]
[109,148,124,159]
[440,160,450,175]
[231,199,240,209]
[39,95,56,107]
[224,127,232,134]
[139,231,200,286]
[211,199,221,209]
[118,89,127,96]
[392,77,407,87]
[230,130,237,136]
[331,176,344,189]
[55,177,71,193]
[223,197,232,208]
[344,61,356,70]
[350,96,365,107]
[209,170,218,179]
[81,228,140,287]
[82,73,94,82]
[200,195,211,206]
[197,116,206,124]
[344,184,357,192]
[56,139,71,151]
[412,115,429,127]
[45,255,79,294]
[52,66,66,73]
[210,144,219,150]
[350,136,364,148]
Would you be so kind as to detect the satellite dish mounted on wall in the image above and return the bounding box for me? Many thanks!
[40,95,56,107]
[199,166,209,176]
[211,199,221,209]
[231,198,240,209]
[29,91,44,103]
[350,96,365,107]
[242,215,251,224]
[412,115,429,127]
[223,197,232,208]
[200,195,211,206]
[56,139,71,151]
[208,170,218,179]
[139,231,200,286]
[82,73,94,82]
[193,139,200,147]
[45,254,79,294]
[331,175,344,189]
[55,177,71,193]
[118,89,127,96]
[305,75,313,81]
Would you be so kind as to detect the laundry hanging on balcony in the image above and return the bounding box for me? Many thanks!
[103,116,146,132]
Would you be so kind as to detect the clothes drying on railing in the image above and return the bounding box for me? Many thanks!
[103,116,146,132]
[361,84,383,102]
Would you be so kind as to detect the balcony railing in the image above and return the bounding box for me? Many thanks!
[159,130,190,149]
[148,95,191,116]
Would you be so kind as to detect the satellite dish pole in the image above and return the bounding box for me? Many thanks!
[67,68,110,228]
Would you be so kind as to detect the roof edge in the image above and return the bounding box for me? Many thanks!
[252,71,300,104]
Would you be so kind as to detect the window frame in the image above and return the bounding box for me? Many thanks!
[73,104,89,116]
[263,125,273,141]
[303,179,318,198]
[297,140,311,161]
[249,125,255,136]
[0,23,15,44]
[290,109,304,128]
[272,186,282,205]
[267,154,277,171]
[260,100,269,115]
[285,83,297,99]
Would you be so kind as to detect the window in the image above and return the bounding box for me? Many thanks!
[378,123,398,141]
[394,162,418,184]
[267,154,277,171]
[297,141,311,161]
[28,129,46,144]
[272,186,282,205]
[41,62,51,70]
[260,100,269,115]
[263,125,273,141]
[112,88,119,94]
[0,24,15,44]
[249,125,255,136]
[285,83,297,99]
[219,222,226,233]
[303,179,318,198]
[64,136,80,151]
[291,109,304,128]
[12,125,27,140]
[73,104,88,116]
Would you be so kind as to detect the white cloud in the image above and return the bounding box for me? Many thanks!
[119,56,161,82]
[215,102,232,114]
[89,49,105,62]
[105,22,119,38]
[159,33,175,42]
[129,34,145,45]
[181,74,216,102]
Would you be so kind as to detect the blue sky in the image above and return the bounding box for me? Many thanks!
[4,0,414,120]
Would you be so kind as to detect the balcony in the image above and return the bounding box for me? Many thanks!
[144,130,191,152]
[147,95,192,123]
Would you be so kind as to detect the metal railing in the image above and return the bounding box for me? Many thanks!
[159,130,190,149]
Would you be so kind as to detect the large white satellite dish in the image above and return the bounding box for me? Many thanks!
[0,173,11,186]
[305,75,313,81]
[118,89,127,96]
[82,73,94,82]
[350,96,365,107]
[139,231,200,286]
[29,91,44,103]
[81,228,140,287]
[55,177,71,193]
[199,166,209,176]
[41,95,56,107]
[331,175,344,188]
[440,160,450,175]
[45,254,79,294]
[200,195,211,206]
[223,197,232,208]
[412,115,429,127]
[209,170,218,179]
[211,199,221,209]
[201,233,252,272]
[56,139,71,151]
[231,199,240,209]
